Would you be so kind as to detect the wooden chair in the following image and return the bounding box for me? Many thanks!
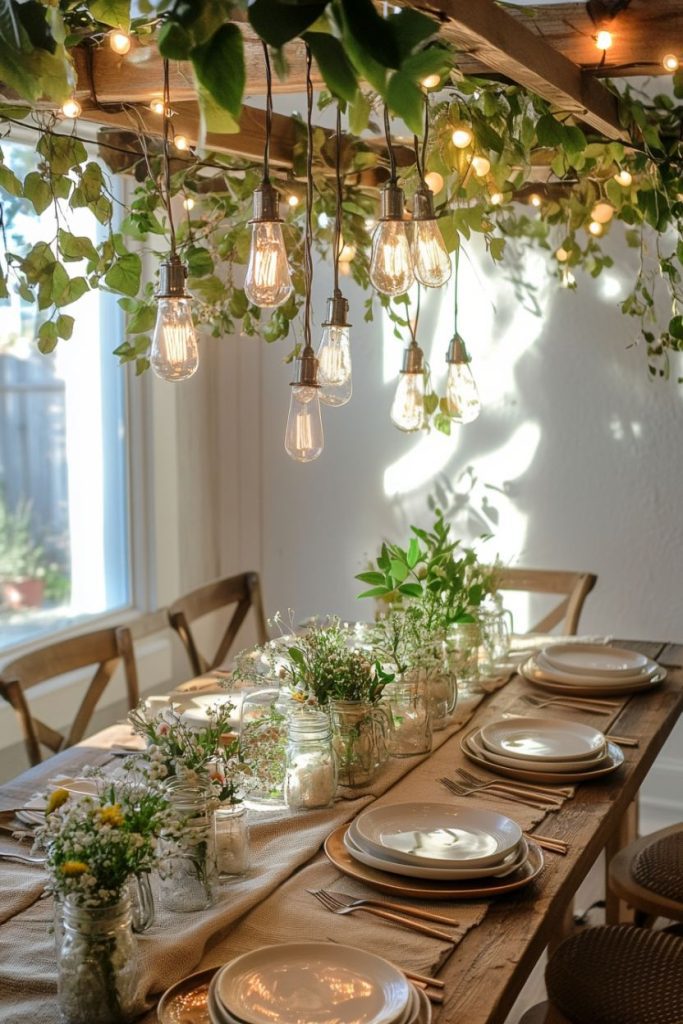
[168,571,268,676]
[608,824,683,927]
[0,626,138,766]
[495,569,597,635]
[115,609,173,705]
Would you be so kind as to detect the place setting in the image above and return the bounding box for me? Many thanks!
[324,801,543,900]
[519,642,666,698]
[461,715,625,784]
[158,942,433,1024]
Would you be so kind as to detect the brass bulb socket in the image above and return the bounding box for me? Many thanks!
[322,292,351,328]
[402,343,424,374]
[157,255,189,298]
[380,182,405,221]
[412,187,436,222]
[292,349,319,388]
[446,333,470,365]
[251,181,281,223]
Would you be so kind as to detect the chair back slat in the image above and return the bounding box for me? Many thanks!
[168,571,268,676]
[495,569,597,635]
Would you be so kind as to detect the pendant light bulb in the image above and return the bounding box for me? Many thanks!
[445,335,481,424]
[370,183,414,296]
[472,155,491,177]
[391,345,426,432]
[245,183,293,308]
[411,188,451,288]
[424,171,444,195]
[614,169,632,187]
[595,29,613,51]
[317,293,352,407]
[663,53,680,72]
[61,97,81,119]
[591,201,614,224]
[285,350,324,461]
[109,31,131,55]
[151,257,199,382]
[451,123,474,149]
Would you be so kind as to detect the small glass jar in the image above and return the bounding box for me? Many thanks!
[57,893,137,1024]
[284,707,337,810]
[479,606,514,673]
[383,676,432,757]
[329,699,381,788]
[446,622,483,697]
[214,803,250,879]
[413,645,457,731]
[158,775,216,913]
[239,688,288,808]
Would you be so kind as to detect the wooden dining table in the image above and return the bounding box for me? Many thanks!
[0,637,681,1024]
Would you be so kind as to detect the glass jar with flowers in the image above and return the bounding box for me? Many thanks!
[34,784,167,1024]
[127,700,240,911]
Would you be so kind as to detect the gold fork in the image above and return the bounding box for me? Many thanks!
[456,766,572,799]
[308,889,457,942]
[440,776,558,811]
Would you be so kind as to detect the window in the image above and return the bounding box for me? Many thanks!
[0,138,130,650]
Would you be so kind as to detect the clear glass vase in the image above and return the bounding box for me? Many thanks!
[329,700,382,788]
[446,623,483,698]
[57,893,137,1024]
[158,776,217,913]
[479,606,514,673]
[383,676,432,756]
[412,644,458,731]
[214,803,250,879]
[284,706,337,810]
[239,688,288,808]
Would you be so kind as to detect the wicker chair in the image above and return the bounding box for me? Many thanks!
[608,823,683,926]
[519,925,683,1024]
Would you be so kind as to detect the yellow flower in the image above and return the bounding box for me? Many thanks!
[97,804,124,828]
[61,861,88,877]
[45,788,69,814]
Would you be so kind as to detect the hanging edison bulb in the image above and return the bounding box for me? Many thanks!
[285,350,324,461]
[411,187,451,288]
[391,343,426,432]
[370,183,414,296]
[445,334,480,423]
[245,183,293,308]
[317,292,352,407]
[151,257,199,382]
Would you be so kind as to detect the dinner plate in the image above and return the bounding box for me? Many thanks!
[530,654,657,686]
[158,966,217,1024]
[345,824,528,880]
[480,717,605,762]
[541,643,649,677]
[214,943,412,1024]
[462,732,625,784]
[521,662,666,698]
[468,728,608,773]
[325,826,544,900]
[353,802,522,868]
[15,777,101,825]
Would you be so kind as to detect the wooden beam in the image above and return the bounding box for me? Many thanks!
[403,0,627,139]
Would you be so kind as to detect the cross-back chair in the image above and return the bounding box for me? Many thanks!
[168,571,268,676]
[495,568,597,635]
[0,626,138,766]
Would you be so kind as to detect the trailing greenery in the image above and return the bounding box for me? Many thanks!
[0,2,682,434]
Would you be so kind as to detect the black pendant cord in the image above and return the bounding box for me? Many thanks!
[162,58,176,258]
[303,43,314,355]
[262,41,272,185]
[384,104,397,185]
[422,94,429,186]
[408,283,421,348]
[333,103,343,296]
[453,246,460,334]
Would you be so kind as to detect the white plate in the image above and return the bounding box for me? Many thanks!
[15,777,100,825]
[541,643,649,677]
[521,660,666,697]
[463,732,625,784]
[345,825,528,880]
[531,653,656,686]
[468,729,609,773]
[480,717,605,762]
[215,943,412,1024]
[353,802,522,868]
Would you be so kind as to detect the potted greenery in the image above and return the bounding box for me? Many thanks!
[0,498,47,609]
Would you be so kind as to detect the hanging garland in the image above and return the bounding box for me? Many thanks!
[0,1,683,437]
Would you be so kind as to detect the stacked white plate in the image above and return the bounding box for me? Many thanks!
[343,802,529,881]
[207,942,431,1024]
[463,716,624,783]
[521,643,665,697]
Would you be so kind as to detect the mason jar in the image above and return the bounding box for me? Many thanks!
[284,707,337,810]
[239,688,288,808]
[214,803,250,879]
[479,606,514,673]
[57,893,137,1024]
[329,700,381,788]
[383,676,432,756]
[446,622,483,698]
[158,775,217,913]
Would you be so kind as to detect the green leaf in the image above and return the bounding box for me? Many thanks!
[58,229,99,263]
[104,253,141,297]
[56,314,74,340]
[0,163,22,197]
[356,571,387,586]
[185,245,214,278]
[536,114,566,148]
[303,32,357,103]
[387,8,439,60]
[564,124,587,159]
[191,23,245,119]
[37,134,87,174]
[38,320,59,353]
[55,275,88,307]
[386,71,423,134]
[79,161,104,202]
[348,90,371,135]
[406,537,420,569]
[401,46,451,84]
[357,587,391,599]
[248,0,327,49]
[669,315,683,340]
[158,20,193,60]
[89,0,130,30]
[22,171,51,213]
[389,558,409,583]
[489,236,505,261]
[398,582,423,598]
[195,76,240,137]
[342,0,400,68]
[126,303,156,334]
